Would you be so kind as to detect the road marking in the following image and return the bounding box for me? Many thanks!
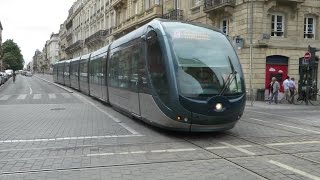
[0,95,10,100]
[25,77,33,94]
[87,148,197,157]
[87,153,115,157]
[268,160,320,180]
[266,141,320,146]
[206,145,253,150]
[250,118,320,134]
[118,122,139,135]
[220,142,256,155]
[61,93,71,98]
[74,93,140,135]
[48,94,57,99]
[33,94,41,99]
[0,134,143,144]
[131,151,147,154]
[17,94,27,100]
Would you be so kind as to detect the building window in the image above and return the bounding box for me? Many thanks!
[304,16,315,39]
[271,14,284,37]
[145,0,150,10]
[221,19,229,35]
[191,0,201,7]
[174,0,181,9]
[133,1,138,15]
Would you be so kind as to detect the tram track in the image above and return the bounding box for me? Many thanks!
[179,134,269,180]
[245,110,320,128]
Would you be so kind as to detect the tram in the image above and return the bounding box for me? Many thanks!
[53,19,246,132]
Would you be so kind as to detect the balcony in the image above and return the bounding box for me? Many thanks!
[66,20,73,30]
[272,0,305,3]
[111,0,126,10]
[84,30,108,46]
[163,9,183,21]
[112,5,162,38]
[272,0,305,10]
[66,33,73,41]
[204,0,235,13]
[65,40,84,54]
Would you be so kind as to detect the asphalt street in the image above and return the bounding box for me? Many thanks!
[0,74,320,180]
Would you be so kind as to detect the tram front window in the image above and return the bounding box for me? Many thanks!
[162,22,244,98]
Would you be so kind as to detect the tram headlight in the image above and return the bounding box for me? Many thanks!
[215,103,223,111]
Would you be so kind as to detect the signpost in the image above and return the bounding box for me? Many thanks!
[305,46,319,105]
[304,51,311,61]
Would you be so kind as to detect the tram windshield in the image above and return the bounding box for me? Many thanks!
[162,22,244,98]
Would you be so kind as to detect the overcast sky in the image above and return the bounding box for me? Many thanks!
[0,0,75,66]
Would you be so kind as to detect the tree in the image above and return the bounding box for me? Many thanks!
[1,39,24,71]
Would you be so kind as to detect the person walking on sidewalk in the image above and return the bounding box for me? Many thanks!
[283,76,290,101]
[289,77,296,101]
[12,71,16,84]
[269,77,280,104]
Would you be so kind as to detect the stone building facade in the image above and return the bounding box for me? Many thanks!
[59,0,320,98]
[0,21,3,71]
[32,49,44,73]
[47,33,60,73]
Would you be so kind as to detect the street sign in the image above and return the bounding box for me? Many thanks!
[305,51,311,61]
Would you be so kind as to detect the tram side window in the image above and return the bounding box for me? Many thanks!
[147,32,170,101]
[130,45,140,91]
[65,65,69,76]
[118,49,130,89]
[101,55,107,86]
[80,61,88,81]
[110,52,119,87]
[91,59,97,85]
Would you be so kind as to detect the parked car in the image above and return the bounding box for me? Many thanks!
[26,71,33,77]
[0,73,4,85]
[0,72,8,84]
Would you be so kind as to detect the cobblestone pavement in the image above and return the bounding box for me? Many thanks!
[0,74,320,179]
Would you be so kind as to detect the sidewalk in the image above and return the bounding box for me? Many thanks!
[34,73,73,93]
[246,100,320,110]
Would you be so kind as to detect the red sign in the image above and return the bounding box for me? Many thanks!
[305,51,311,61]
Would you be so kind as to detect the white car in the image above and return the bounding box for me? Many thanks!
[26,71,33,77]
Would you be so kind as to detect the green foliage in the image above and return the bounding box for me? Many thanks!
[1,39,24,71]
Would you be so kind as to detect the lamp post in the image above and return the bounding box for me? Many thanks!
[249,0,254,105]
[175,0,178,20]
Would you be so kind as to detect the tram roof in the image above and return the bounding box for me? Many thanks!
[110,19,223,49]
[91,45,109,58]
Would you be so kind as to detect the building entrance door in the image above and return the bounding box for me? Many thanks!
[265,56,289,99]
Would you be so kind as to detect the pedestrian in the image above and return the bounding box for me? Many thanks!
[12,71,16,84]
[283,76,290,101]
[289,77,296,100]
[269,77,280,104]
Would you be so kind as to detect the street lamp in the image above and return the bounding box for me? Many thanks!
[249,0,254,105]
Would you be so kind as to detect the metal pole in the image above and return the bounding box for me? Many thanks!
[249,0,254,105]
[175,0,178,20]
[161,0,164,18]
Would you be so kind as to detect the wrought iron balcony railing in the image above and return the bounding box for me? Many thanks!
[84,30,108,45]
[65,40,83,53]
[163,9,183,20]
[204,0,236,11]
[66,33,73,41]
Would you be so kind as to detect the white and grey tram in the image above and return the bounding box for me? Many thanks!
[53,19,246,132]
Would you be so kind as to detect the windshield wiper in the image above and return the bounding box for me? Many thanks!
[219,57,237,96]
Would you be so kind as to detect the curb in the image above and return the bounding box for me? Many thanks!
[34,75,73,93]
